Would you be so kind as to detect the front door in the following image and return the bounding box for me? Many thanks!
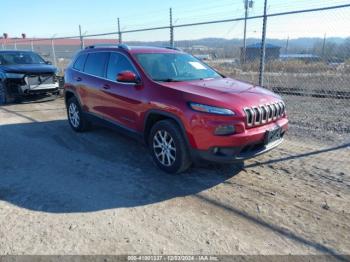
[97,52,144,131]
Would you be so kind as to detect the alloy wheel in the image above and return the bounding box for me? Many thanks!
[153,130,177,167]
[68,102,80,128]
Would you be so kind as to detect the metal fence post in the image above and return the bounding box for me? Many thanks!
[259,0,268,87]
[51,38,57,67]
[79,25,85,49]
[285,36,289,55]
[170,8,174,47]
[243,0,248,64]
[322,33,327,59]
[118,18,122,44]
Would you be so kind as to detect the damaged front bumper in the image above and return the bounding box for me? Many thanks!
[19,83,59,94]
[6,74,59,96]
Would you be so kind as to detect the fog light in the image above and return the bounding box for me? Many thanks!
[214,125,235,136]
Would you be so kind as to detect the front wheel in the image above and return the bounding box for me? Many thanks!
[0,81,8,105]
[149,120,192,174]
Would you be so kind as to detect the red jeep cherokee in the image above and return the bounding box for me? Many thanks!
[64,44,288,173]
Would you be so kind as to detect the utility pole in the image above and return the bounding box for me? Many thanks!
[3,33,8,50]
[14,39,17,50]
[285,36,289,55]
[170,8,174,48]
[51,37,57,67]
[242,0,253,64]
[118,18,122,44]
[259,0,268,86]
[31,39,34,51]
[79,25,84,49]
[322,33,327,59]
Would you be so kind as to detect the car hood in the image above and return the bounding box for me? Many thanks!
[161,77,282,111]
[0,64,57,74]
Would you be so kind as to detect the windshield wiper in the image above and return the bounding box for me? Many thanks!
[154,78,181,82]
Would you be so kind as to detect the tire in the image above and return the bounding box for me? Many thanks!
[0,81,7,105]
[149,119,192,174]
[67,97,90,132]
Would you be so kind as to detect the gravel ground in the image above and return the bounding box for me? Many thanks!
[0,98,349,257]
[282,95,350,145]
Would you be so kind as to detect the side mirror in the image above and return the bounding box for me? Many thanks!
[45,61,52,65]
[117,71,140,84]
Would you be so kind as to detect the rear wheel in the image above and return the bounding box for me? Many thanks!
[67,97,90,132]
[149,120,192,174]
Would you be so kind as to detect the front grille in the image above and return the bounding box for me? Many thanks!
[25,74,55,86]
[244,101,286,127]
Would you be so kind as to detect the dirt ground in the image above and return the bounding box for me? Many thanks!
[0,98,349,258]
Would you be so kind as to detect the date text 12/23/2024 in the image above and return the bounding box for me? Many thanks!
[127,255,219,261]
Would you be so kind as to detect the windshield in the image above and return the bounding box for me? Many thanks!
[135,53,222,82]
[0,52,46,65]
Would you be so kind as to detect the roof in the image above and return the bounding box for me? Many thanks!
[0,38,117,46]
[280,54,320,58]
[84,45,183,54]
[246,43,281,49]
[0,50,34,53]
[129,46,183,54]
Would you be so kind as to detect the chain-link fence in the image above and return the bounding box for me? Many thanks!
[260,6,350,154]
[0,1,349,171]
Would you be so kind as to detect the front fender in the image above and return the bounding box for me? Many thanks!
[0,71,5,80]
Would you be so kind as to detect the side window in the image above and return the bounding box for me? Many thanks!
[106,52,136,81]
[84,52,109,77]
[73,54,87,71]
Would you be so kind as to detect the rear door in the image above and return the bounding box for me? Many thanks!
[80,52,109,115]
[70,53,88,107]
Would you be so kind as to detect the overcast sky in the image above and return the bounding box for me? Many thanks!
[1,0,350,41]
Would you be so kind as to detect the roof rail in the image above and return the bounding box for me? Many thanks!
[164,46,181,51]
[117,44,130,50]
[85,43,130,50]
[85,44,112,49]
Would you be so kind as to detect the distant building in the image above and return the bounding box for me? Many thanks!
[194,54,211,61]
[279,54,321,63]
[190,45,211,52]
[241,43,281,63]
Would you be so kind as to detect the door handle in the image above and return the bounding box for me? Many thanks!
[75,77,82,82]
[102,84,111,89]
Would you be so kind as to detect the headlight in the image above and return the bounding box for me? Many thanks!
[189,102,235,116]
[5,73,25,79]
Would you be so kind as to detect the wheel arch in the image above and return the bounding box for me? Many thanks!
[143,110,190,147]
[0,70,5,81]
[64,89,81,107]
[0,73,8,104]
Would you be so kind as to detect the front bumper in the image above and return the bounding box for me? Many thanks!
[192,137,284,164]
[6,80,59,96]
[189,117,288,163]
[20,83,59,93]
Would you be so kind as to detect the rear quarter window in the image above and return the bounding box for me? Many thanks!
[73,54,87,71]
